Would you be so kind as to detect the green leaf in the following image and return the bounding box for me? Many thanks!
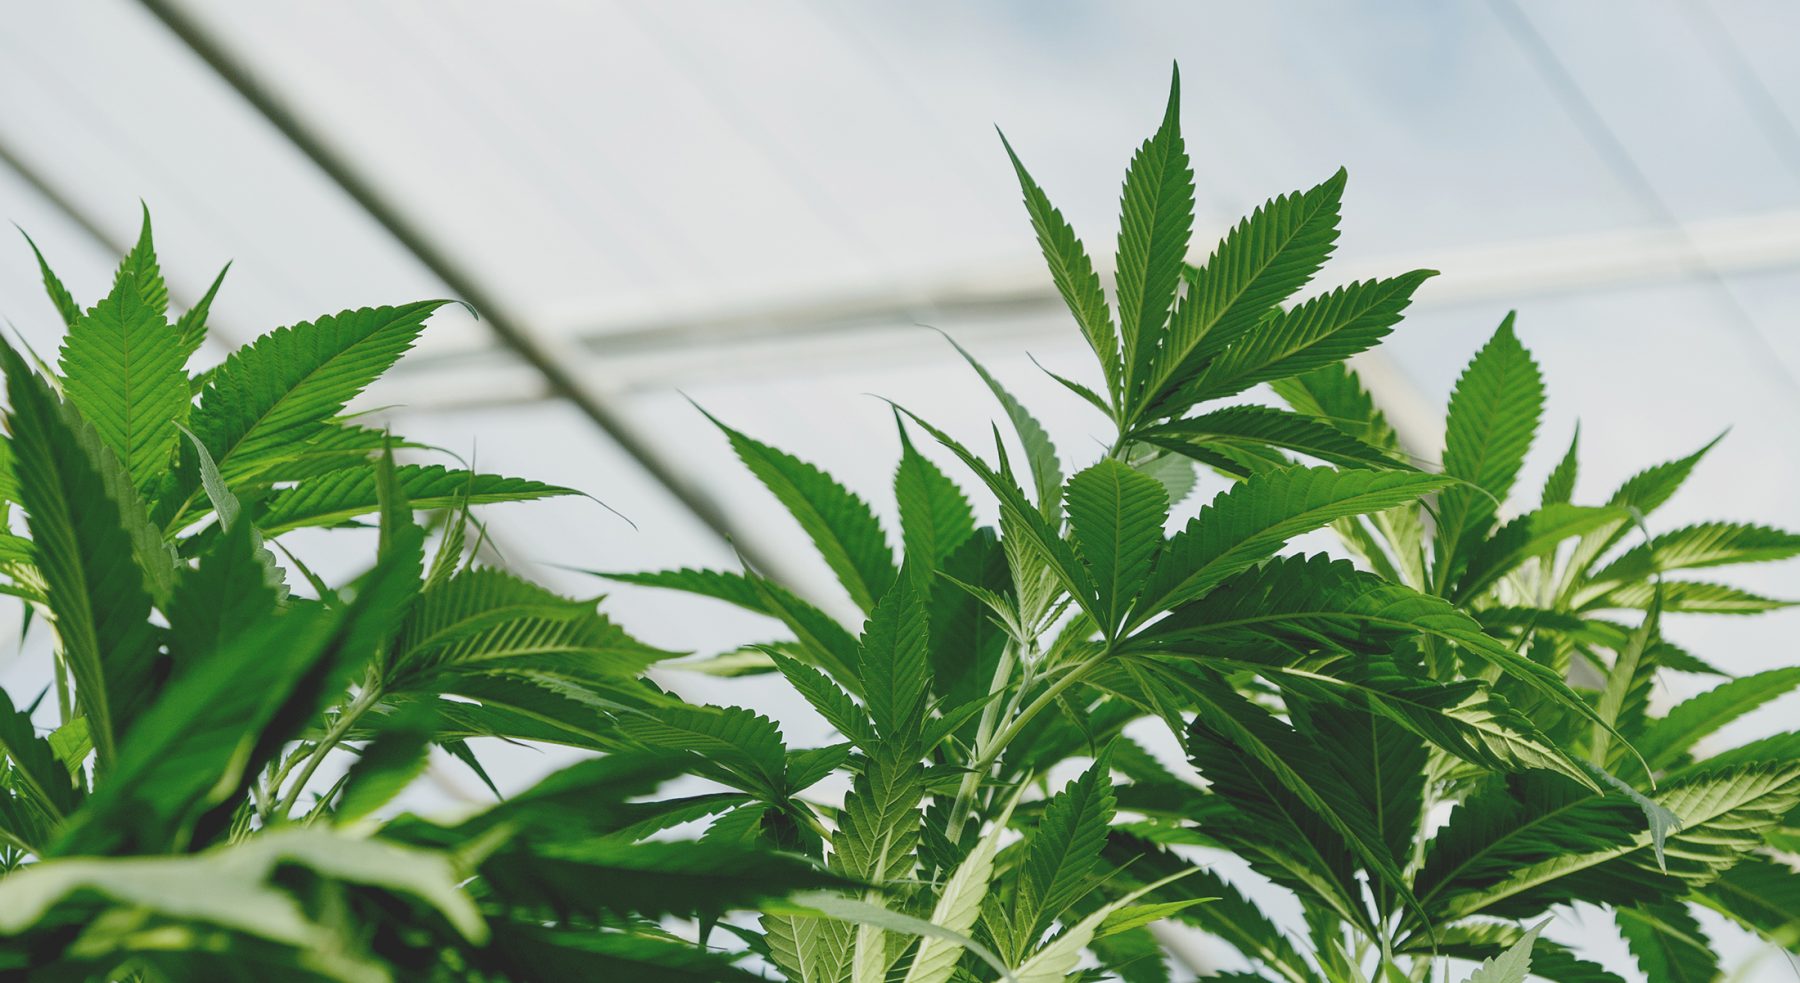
[165,517,282,674]
[1135,554,1615,751]
[1185,270,1435,404]
[785,892,1015,983]
[616,704,789,801]
[1066,459,1168,635]
[110,206,170,317]
[482,923,765,982]
[1585,579,1793,615]
[1415,765,1800,924]
[597,566,771,613]
[1181,672,1413,930]
[1,342,163,769]
[898,407,1099,624]
[334,705,437,824]
[1115,66,1193,400]
[1130,466,1450,627]
[1608,436,1721,515]
[1140,169,1345,419]
[1268,656,1596,789]
[1591,522,1800,585]
[389,566,670,691]
[0,689,75,850]
[1270,359,1400,453]
[1436,315,1545,580]
[940,334,1065,513]
[1289,696,1426,866]
[1617,902,1719,983]
[1542,426,1580,506]
[1137,405,1409,475]
[894,419,975,571]
[57,552,418,855]
[0,827,483,947]
[902,793,1019,983]
[257,463,575,535]
[174,300,448,524]
[1638,667,1800,770]
[18,229,80,329]
[1690,856,1800,949]
[1559,435,1723,590]
[1014,752,1117,950]
[1102,833,1315,983]
[706,410,896,612]
[859,571,929,742]
[1011,873,1188,983]
[764,910,855,983]
[174,262,230,364]
[1461,920,1545,983]
[1000,131,1121,407]
[1455,504,1629,602]
[1398,923,1623,983]
[477,836,845,921]
[769,651,876,748]
[56,259,189,496]
[832,746,925,884]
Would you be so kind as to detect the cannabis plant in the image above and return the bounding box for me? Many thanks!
[610,69,1800,982]
[0,221,835,980]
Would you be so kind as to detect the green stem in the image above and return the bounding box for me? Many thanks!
[946,639,1020,839]
[51,649,71,729]
[967,652,1105,778]
[274,682,382,818]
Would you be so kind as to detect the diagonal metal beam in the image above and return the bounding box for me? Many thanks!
[132,0,797,583]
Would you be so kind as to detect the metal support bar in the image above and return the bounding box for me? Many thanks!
[133,0,797,584]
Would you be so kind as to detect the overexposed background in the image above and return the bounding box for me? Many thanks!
[0,2,1796,979]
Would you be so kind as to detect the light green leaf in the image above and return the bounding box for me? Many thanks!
[1461,919,1545,983]
[902,792,1020,983]
[390,566,671,689]
[788,892,1015,983]
[175,262,231,364]
[833,745,925,886]
[1690,856,1800,949]
[769,651,876,748]
[0,827,483,946]
[616,704,789,800]
[1135,554,1616,752]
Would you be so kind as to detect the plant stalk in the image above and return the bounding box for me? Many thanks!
[274,681,383,818]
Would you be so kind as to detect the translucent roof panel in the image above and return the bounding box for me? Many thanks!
[56,0,1788,340]
[2,3,1798,978]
